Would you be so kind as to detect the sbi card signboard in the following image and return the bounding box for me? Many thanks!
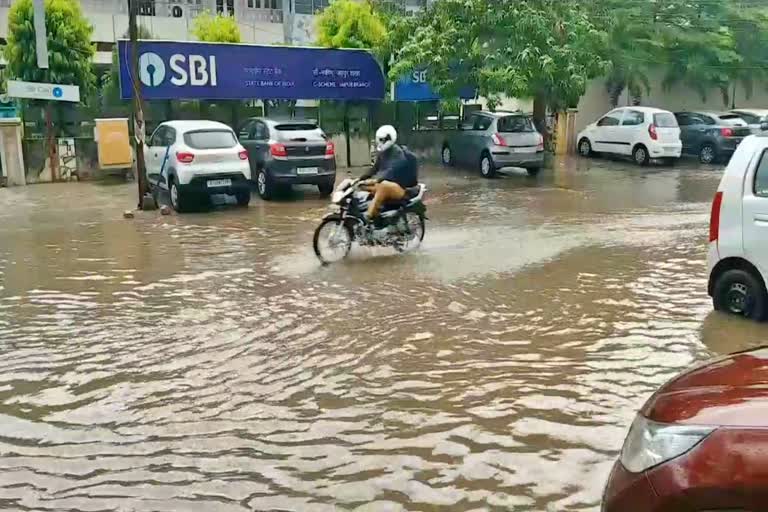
[394,69,476,102]
[118,40,385,101]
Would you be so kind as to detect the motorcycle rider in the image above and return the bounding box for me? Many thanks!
[359,125,418,224]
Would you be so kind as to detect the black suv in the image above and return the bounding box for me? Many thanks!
[238,118,337,200]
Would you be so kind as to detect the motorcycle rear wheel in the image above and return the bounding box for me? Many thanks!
[313,218,353,264]
[394,212,426,253]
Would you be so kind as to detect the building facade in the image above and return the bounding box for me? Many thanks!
[0,0,337,66]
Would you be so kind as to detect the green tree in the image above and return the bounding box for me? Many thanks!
[390,0,607,135]
[722,4,768,107]
[315,0,388,50]
[4,0,95,180]
[191,10,242,43]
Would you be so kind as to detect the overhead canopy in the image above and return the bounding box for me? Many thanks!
[118,40,386,101]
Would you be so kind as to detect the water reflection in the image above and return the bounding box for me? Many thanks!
[0,159,766,511]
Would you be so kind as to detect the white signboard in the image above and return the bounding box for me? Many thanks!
[7,80,80,102]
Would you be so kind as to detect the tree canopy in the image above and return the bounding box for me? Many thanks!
[388,0,768,115]
[191,10,242,43]
[4,0,95,95]
[389,0,607,129]
[315,0,388,51]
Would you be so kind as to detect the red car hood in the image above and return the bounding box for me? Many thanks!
[642,347,768,427]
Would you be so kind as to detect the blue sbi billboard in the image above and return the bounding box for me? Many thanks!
[118,40,386,101]
[394,69,476,102]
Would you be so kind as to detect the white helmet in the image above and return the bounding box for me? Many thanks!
[375,125,397,153]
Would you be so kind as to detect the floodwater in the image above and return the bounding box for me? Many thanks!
[1,157,767,512]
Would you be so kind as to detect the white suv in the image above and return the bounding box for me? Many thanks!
[708,133,768,321]
[145,120,251,212]
[577,107,682,166]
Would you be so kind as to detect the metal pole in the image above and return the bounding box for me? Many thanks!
[32,0,49,69]
[128,0,149,209]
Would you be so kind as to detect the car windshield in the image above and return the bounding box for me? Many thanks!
[275,123,326,142]
[184,130,237,149]
[497,116,534,133]
[653,113,678,127]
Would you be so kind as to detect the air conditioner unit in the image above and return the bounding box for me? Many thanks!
[171,5,183,17]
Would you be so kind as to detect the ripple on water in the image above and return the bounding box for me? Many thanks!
[1,166,761,511]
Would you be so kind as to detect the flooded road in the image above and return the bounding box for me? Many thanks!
[2,157,767,511]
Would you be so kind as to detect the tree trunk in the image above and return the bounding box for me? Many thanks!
[532,92,548,145]
[45,102,59,182]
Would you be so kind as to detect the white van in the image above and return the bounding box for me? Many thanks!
[708,133,768,320]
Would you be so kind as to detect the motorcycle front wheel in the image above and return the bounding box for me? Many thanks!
[313,218,353,264]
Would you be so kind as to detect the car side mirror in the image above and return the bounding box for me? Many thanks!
[761,121,768,132]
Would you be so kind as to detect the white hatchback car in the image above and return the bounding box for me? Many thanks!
[708,133,768,321]
[577,107,682,165]
[145,120,252,212]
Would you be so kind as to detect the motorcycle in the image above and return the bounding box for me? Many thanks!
[313,178,427,264]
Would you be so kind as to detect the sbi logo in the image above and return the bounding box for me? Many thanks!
[139,52,218,87]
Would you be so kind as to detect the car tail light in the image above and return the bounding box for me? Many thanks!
[176,151,195,164]
[491,133,507,146]
[270,143,287,157]
[721,127,734,137]
[238,149,248,160]
[709,191,723,242]
[648,123,658,141]
[536,134,544,152]
[325,141,335,156]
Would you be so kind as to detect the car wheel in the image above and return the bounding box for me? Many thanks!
[526,167,541,177]
[235,188,251,207]
[713,269,768,320]
[578,138,593,157]
[480,153,496,178]
[256,169,274,200]
[632,144,650,166]
[441,145,454,166]
[169,177,190,213]
[699,143,718,164]
[318,180,334,197]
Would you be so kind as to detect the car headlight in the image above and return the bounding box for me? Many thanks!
[620,415,715,473]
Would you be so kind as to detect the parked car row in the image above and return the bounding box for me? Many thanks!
[144,118,337,212]
[578,106,767,166]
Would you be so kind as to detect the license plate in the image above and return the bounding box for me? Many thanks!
[297,167,319,175]
[511,147,535,153]
[207,179,231,188]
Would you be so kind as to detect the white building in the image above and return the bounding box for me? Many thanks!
[0,0,340,66]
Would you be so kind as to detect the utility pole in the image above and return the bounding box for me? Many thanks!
[128,0,150,209]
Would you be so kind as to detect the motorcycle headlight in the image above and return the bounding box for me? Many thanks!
[331,191,345,203]
[620,415,715,473]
